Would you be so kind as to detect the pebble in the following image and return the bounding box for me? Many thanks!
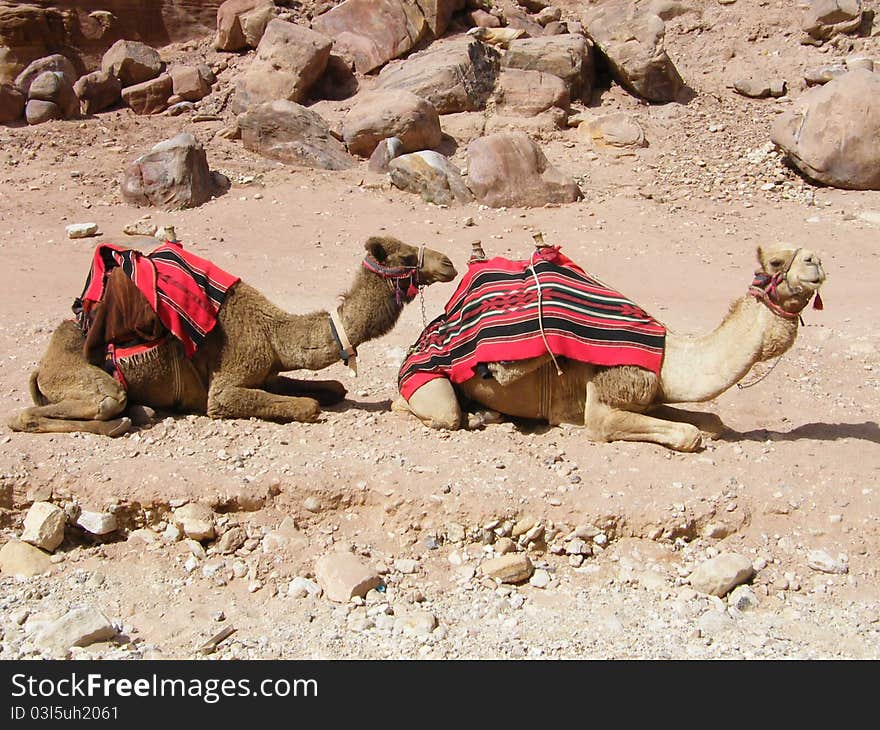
[445,523,466,543]
[394,558,419,574]
[494,537,516,554]
[529,569,551,588]
[728,584,758,611]
[288,576,322,599]
[35,607,116,656]
[66,222,100,239]
[21,502,66,552]
[75,510,118,536]
[395,610,437,636]
[0,540,52,577]
[565,538,590,555]
[806,550,849,574]
[481,553,533,584]
[215,526,246,555]
[303,496,322,512]
[127,404,156,426]
[688,552,755,597]
[172,502,216,541]
[315,552,382,603]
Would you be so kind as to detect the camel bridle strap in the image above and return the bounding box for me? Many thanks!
[329,306,357,376]
[361,245,426,305]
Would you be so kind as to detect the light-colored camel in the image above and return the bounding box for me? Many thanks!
[394,245,826,451]
[8,236,456,436]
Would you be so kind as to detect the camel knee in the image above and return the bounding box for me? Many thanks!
[404,379,462,430]
[96,392,126,420]
[7,410,38,433]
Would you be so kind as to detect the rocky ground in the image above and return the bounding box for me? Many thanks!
[1,0,880,660]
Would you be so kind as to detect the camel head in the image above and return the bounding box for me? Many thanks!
[364,236,457,287]
[753,246,826,316]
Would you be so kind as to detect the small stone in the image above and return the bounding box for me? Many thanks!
[494,537,517,554]
[315,553,383,603]
[565,538,589,555]
[511,516,536,538]
[215,526,246,555]
[529,569,551,588]
[445,523,467,543]
[288,576,322,599]
[162,523,182,542]
[395,610,437,636]
[123,217,157,236]
[172,502,215,541]
[702,522,730,539]
[184,538,206,559]
[75,510,118,536]
[0,540,52,577]
[568,554,584,567]
[394,558,419,574]
[806,549,849,574]
[481,553,534,584]
[21,502,66,552]
[36,607,116,655]
[303,496,322,512]
[688,552,755,597]
[769,79,787,98]
[728,584,758,611]
[66,223,100,239]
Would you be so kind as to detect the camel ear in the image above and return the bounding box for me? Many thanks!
[364,237,388,263]
[756,246,765,270]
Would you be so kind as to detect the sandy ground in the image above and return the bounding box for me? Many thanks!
[0,1,879,659]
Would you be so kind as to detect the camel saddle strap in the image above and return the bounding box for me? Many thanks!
[329,307,358,376]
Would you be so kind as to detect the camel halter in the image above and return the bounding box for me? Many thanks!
[329,246,428,375]
[747,247,823,323]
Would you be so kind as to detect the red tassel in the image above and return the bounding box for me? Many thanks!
[406,283,420,300]
[813,291,824,310]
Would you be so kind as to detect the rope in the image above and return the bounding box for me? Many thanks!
[527,249,564,377]
[736,355,784,390]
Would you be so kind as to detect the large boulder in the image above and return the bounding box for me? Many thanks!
[802,0,864,41]
[414,0,466,37]
[232,19,332,113]
[14,54,78,97]
[490,69,569,117]
[771,69,880,190]
[501,34,594,102]
[121,74,173,115]
[121,133,220,210]
[238,100,355,170]
[0,83,25,122]
[215,0,276,51]
[312,0,429,74]
[28,71,78,119]
[343,90,442,158]
[583,3,683,103]
[102,40,163,87]
[169,65,212,102]
[389,151,474,205]
[466,131,582,208]
[25,99,62,125]
[377,37,501,114]
[74,70,122,114]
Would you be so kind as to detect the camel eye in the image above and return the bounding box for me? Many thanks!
[769,258,784,268]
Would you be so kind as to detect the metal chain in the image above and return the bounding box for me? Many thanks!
[736,355,785,390]
[418,285,427,328]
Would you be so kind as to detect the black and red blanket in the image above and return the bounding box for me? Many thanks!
[74,240,240,358]
[398,246,666,400]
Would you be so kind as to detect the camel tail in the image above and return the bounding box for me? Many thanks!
[28,370,48,406]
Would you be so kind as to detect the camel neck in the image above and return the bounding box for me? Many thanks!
[658,296,799,403]
[337,267,406,346]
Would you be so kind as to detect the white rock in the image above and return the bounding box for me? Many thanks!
[728,584,758,611]
[21,502,66,552]
[75,510,118,536]
[529,569,551,588]
[172,502,215,541]
[36,607,116,655]
[66,222,100,239]
[288,576,322,599]
[806,549,849,574]
[395,610,437,636]
[688,552,755,597]
[394,558,419,574]
[315,553,382,603]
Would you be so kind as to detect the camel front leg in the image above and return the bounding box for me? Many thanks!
[8,405,131,436]
[264,375,347,405]
[584,383,702,452]
[646,405,728,439]
[392,378,462,430]
[207,378,320,423]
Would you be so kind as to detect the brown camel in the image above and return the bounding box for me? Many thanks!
[8,236,457,436]
[394,245,826,451]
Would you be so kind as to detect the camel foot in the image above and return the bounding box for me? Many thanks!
[7,412,131,437]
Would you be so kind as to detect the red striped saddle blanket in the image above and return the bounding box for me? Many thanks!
[74,240,240,358]
[398,246,666,400]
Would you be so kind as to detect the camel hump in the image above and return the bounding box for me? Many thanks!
[28,368,47,406]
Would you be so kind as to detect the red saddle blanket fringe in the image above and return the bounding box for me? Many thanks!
[398,246,666,400]
[74,240,240,358]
